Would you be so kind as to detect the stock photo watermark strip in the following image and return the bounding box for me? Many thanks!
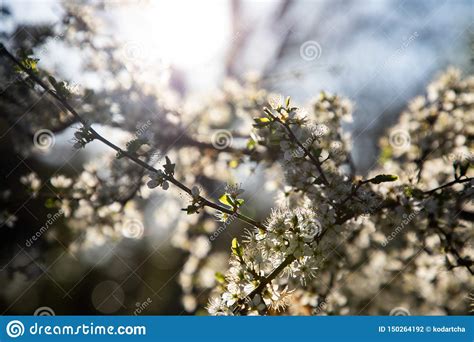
[0,316,472,341]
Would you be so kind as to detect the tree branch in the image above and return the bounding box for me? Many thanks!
[0,43,267,232]
[422,177,473,196]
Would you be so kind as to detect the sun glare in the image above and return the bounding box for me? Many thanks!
[115,1,230,69]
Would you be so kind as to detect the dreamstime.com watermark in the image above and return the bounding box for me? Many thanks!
[380,201,426,247]
[209,183,244,241]
[389,307,411,316]
[312,300,328,315]
[5,320,146,338]
[209,212,238,241]
[381,31,419,71]
[300,40,322,61]
[33,129,56,151]
[211,130,233,150]
[25,209,64,247]
[125,120,152,151]
[133,298,153,316]
[34,306,55,316]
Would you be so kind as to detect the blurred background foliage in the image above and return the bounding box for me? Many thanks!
[0,0,472,315]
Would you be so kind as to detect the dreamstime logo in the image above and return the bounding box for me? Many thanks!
[122,218,144,239]
[34,306,56,316]
[389,129,411,151]
[389,307,411,316]
[300,40,322,61]
[6,320,25,338]
[33,129,55,151]
[301,219,322,239]
[122,41,151,67]
[211,130,233,150]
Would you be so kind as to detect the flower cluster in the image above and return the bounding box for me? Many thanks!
[380,67,473,179]
[205,71,473,316]
[253,97,329,190]
[208,206,324,315]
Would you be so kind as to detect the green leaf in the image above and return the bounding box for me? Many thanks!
[369,174,398,184]
[231,238,242,257]
[218,193,230,206]
[378,146,393,164]
[231,237,238,252]
[229,159,239,168]
[215,272,226,284]
[285,96,291,108]
[218,193,235,208]
[226,194,236,207]
[44,198,56,209]
[17,56,39,74]
[246,138,256,150]
[253,117,271,128]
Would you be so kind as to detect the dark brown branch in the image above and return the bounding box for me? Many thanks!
[423,177,473,196]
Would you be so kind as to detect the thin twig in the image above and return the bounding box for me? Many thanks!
[269,112,329,185]
[234,254,295,314]
[422,177,473,196]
